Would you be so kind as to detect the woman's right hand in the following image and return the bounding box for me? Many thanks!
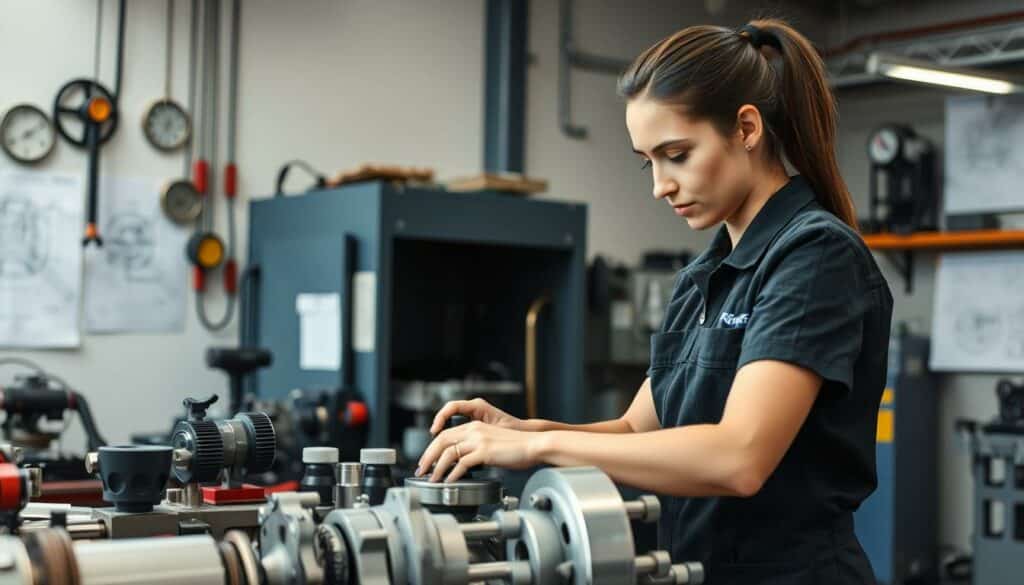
[429,398,522,435]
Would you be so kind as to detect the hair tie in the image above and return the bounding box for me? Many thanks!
[738,24,782,52]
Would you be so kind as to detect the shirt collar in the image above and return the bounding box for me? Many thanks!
[720,175,816,270]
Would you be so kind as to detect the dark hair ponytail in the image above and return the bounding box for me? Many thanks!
[619,18,858,230]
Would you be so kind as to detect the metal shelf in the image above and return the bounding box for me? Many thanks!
[863,229,1024,293]
[827,21,1024,88]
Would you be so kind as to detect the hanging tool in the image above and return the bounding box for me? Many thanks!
[52,0,127,247]
[188,0,240,332]
[143,0,191,152]
[161,0,203,225]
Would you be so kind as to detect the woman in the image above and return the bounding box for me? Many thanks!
[417,18,892,584]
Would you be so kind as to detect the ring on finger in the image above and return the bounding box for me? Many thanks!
[454,442,463,459]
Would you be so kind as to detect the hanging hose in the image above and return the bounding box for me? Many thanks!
[184,0,198,177]
[195,0,237,332]
[113,0,126,101]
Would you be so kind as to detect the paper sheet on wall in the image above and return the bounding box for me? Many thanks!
[944,95,1024,214]
[0,169,83,348]
[296,293,340,370]
[83,176,188,333]
[930,251,1024,372]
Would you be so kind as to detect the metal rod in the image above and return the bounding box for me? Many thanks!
[624,500,645,521]
[467,561,513,581]
[525,295,550,419]
[570,50,630,74]
[165,0,174,98]
[634,555,657,576]
[227,0,240,164]
[459,520,503,541]
[185,0,198,176]
[67,521,108,540]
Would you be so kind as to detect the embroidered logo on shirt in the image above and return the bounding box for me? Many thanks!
[719,312,749,329]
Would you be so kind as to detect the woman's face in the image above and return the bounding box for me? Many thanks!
[626,96,755,230]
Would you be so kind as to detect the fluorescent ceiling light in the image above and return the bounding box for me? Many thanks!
[866,53,1023,95]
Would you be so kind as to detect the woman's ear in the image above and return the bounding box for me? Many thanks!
[736,104,765,151]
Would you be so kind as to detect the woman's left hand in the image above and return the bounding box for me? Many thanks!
[415,421,542,483]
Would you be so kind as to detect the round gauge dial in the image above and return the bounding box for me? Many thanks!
[1,104,56,164]
[868,126,901,166]
[161,179,203,224]
[143,99,191,151]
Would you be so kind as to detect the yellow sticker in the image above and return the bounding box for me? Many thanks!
[877,409,894,443]
[880,388,894,406]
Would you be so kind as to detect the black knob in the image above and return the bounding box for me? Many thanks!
[238,412,276,475]
[171,419,224,484]
[183,395,219,422]
[97,445,172,512]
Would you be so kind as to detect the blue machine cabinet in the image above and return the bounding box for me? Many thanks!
[855,330,937,584]
[246,181,588,453]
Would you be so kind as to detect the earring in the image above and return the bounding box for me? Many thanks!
[745,144,752,151]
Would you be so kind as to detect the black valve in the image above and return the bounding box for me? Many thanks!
[171,395,276,486]
[183,395,219,422]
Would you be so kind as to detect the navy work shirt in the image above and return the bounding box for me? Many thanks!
[649,175,893,584]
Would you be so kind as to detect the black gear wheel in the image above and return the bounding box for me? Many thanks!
[172,419,224,484]
[239,412,276,475]
[315,524,349,585]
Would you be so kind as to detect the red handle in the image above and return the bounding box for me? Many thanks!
[192,266,206,292]
[193,160,209,195]
[224,260,238,295]
[224,163,237,199]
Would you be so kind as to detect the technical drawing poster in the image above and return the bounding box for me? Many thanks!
[931,251,1024,372]
[83,176,188,333]
[945,95,1024,214]
[0,170,83,348]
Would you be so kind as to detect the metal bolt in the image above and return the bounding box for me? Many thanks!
[84,452,99,475]
[173,448,192,468]
[502,495,519,511]
[556,561,574,582]
[528,494,551,511]
[27,468,42,498]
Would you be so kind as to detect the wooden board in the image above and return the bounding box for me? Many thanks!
[444,172,548,195]
[328,163,435,187]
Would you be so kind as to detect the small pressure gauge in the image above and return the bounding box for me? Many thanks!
[161,179,203,224]
[867,125,902,166]
[1,104,56,164]
[142,99,191,152]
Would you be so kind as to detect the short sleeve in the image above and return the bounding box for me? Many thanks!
[737,230,867,392]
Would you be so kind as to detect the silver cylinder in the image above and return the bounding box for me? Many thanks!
[459,520,502,541]
[624,495,661,523]
[66,522,108,541]
[73,535,224,585]
[183,482,203,508]
[334,462,363,509]
[466,561,512,580]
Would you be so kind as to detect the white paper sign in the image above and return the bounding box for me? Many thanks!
[353,271,376,353]
[945,95,1024,214]
[296,293,340,370]
[930,250,1024,372]
[0,170,83,348]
